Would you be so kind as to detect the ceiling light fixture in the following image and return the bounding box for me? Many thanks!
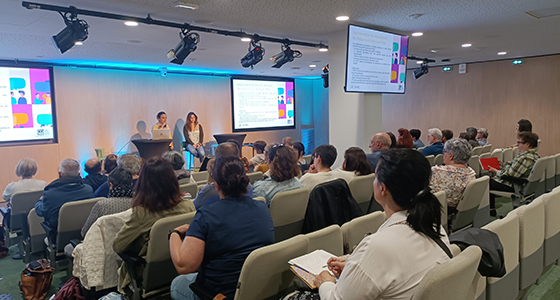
[336,16,349,21]
[175,2,199,10]
[51,11,89,54]
[241,36,252,42]
[318,43,328,52]
[412,32,423,37]
[462,43,472,48]
[309,64,316,68]
[271,44,302,68]
[167,29,200,65]
[241,41,265,69]
[413,63,429,79]
[124,21,138,26]
[416,61,423,64]
[498,52,507,55]
[74,41,83,45]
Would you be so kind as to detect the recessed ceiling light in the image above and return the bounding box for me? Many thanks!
[336,16,349,21]
[498,52,507,55]
[408,14,423,19]
[430,49,438,53]
[175,2,199,10]
[74,41,83,45]
[462,43,472,48]
[241,37,252,42]
[309,64,317,68]
[124,21,138,26]
[412,32,423,37]
[416,61,423,64]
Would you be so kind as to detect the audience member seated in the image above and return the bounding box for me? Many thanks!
[242,140,267,169]
[331,147,373,184]
[410,128,424,149]
[397,128,414,148]
[103,154,118,175]
[420,128,444,156]
[488,132,540,215]
[163,151,195,185]
[3,158,46,205]
[387,132,399,148]
[81,167,134,237]
[442,129,454,144]
[84,158,107,192]
[430,139,476,217]
[35,158,93,238]
[477,128,489,146]
[169,156,274,300]
[366,132,392,171]
[465,127,481,148]
[255,143,278,177]
[253,145,302,206]
[113,156,196,294]
[282,136,294,148]
[94,154,141,198]
[226,138,243,158]
[193,143,253,209]
[517,119,532,133]
[300,145,338,190]
[293,141,310,174]
[315,149,451,299]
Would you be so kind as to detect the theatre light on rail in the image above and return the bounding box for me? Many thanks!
[271,44,302,68]
[51,12,89,54]
[167,30,200,65]
[241,41,265,69]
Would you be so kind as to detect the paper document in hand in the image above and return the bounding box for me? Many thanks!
[288,249,337,275]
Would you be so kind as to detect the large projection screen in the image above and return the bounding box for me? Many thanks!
[345,24,409,94]
[231,77,296,132]
[0,65,57,145]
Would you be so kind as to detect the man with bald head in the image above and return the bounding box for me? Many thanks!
[35,158,93,237]
[83,158,106,192]
[366,133,392,171]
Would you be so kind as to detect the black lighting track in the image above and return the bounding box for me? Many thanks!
[21,1,328,49]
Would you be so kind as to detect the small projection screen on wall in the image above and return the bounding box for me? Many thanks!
[231,76,295,132]
[0,65,57,145]
[345,24,409,94]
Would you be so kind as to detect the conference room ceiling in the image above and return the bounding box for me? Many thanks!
[1,0,559,78]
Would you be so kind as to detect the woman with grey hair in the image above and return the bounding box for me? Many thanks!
[2,159,47,204]
[430,138,476,215]
[162,151,194,184]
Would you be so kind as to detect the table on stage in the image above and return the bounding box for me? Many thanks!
[131,139,172,160]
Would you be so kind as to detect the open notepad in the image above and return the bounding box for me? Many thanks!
[288,250,348,289]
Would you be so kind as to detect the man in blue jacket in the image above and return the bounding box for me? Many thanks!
[420,128,444,156]
[35,158,93,234]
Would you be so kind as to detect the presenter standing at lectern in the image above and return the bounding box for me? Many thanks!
[183,112,205,163]
[153,111,173,149]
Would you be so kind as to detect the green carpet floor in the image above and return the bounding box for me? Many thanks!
[1,196,559,299]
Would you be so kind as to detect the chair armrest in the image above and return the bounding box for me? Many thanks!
[501,175,527,186]
[0,207,9,218]
[117,251,146,282]
[40,221,56,247]
[70,239,82,247]
[189,282,227,300]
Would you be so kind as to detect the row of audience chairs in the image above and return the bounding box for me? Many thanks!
[179,171,264,198]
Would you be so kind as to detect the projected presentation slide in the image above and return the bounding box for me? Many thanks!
[231,78,295,132]
[0,66,55,143]
[345,24,409,94]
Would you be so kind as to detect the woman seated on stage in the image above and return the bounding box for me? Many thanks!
[153,111,173,149]
[169,156,274,299]
[183,112,205,163]
[113,157,195,294]
[253,145,303,206]
[315,149,451,300]
[331,147,373,184]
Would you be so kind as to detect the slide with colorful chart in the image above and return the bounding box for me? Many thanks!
[345,24,409,94]
[231,78,295,132]
[0,66,55,143]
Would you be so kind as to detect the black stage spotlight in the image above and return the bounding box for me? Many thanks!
[167,30,200,65]
[413,63,429,79]
[270,44,302,68]
[241,41,265,69]
[51,11,89,54]
[321,64,329,88]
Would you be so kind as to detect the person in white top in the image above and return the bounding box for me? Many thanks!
[331,147,374,184]
[299,145,338,190]
[3,158,46,204]
[315,149,451,300]
[183,112,205,163]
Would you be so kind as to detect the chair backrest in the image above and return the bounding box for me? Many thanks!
[179,182,198,198]
[191,170,208,182]
[433,191,447,231]
[472,146,483,156]
[473,177,491,228]
[513,147,519,157]
[482,144,492,153]
[305,225,343,256]
[234,235,309,300]
[411,246,482,300]
[143,212,196,293]
[425,155,435,167]
[27,208,46,254]
[450,176,489,232]
[340,211,386,254]
[503,148,514,164]
[417,146,425,152]
[302,155,312,165]
[479,153,492,160]
[524,157,549,197]
[253,196,266,203]
[247,171,263,184]
[482,212,519,300]
[57,197,104,249]
[348,173,375,214]
[269,188,310,242]
[434,154,444,166]
[9,190,44,230]
[515,196,545,290]
[491,149,503,162]
[468,155,481,177]
[542,187,560,267]
[555,153,560,187]
[544,156,556,192]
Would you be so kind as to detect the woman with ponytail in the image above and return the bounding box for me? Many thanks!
[169,156,274,300]
[315,149,451,300]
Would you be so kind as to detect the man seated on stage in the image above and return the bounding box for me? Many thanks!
[300,144,338,190]
[420,128,444,156]
[488,131,540,215]
[366,133,391,171]
[35,159,93,236]
[93,154,141,198]
[193,142,253,209]
[83,158,106,192]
